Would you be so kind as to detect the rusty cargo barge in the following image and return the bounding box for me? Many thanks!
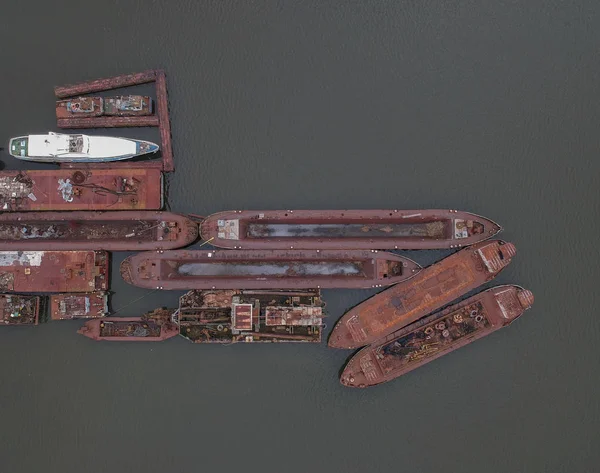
[78,309,178,341]
[176,289,325,343]
[0,250,108,293]
[120,249,422,290]
[200,209,501,250]
[0,168,163,211]
[1,294,44,325]
[0,211,197,251]
[329,240,516,349]
[340,285,534,388]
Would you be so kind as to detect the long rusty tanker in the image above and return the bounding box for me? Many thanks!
[0,168,163,211]
[328,240,516,349]
[200,209,501,250]
[0,250,109,293]
[340,285,533,388]
[0,211,198,251]
[120,249,421,290]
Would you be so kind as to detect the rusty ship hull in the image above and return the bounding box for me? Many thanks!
[200,209,502,250]
[0,294,42,325]
[120,249,422,290]
[177,289,324,343]
[0,169,163,211]
[328,240,516,349]
[0,211,198,251]
[341,285,534,388]
[0,250,108,293]
[77,316,178,341]
[50,292,109,320]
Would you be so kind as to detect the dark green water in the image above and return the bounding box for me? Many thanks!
[1,1,598,472]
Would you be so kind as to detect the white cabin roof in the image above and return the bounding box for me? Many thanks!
[27,133,85,157]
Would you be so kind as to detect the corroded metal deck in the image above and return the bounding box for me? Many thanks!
[177,289,325,343]
[120,249,422,290]
[0,169,163,211]
[0,211,197,251]
[340,285,534,388]
[328,240,517,349]
[0,251,109,293]
[200,209,502,250]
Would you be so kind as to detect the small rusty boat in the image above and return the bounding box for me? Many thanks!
[0,211,198,251]
[56,95,153,119]
[0,294,43,325]
[176,289,325,343]
[328,240,516,349]
[200,209,501,250]
[55,97,103,118]
[0,250,109,293]
[340,285,534,388]
[77,309,178,341]
[50,292,109,320]
[120,249,421,290]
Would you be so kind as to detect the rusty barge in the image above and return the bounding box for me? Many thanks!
[176,289,325,343]
[200,209,501,250]
[0,294,43,325]
[0,250,108,293]
[50,292,109,320]
[77,309,178,341]
[328,240,516,349]
[340,285,534,388]
[0,168,163,211]
[120,249,422,290]
[0,211,197,251]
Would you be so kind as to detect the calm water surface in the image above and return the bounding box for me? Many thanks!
[1,1,598,472]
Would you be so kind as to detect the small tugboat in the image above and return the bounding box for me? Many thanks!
[120,249,422,290]
[340,285,534,388]
[50,292,109,320]
[0,211,198,251]
[0,250,109,293]
[56,95,153,119]
[200,209,502,250]
[0,168,164,211]
[328,240,516,349]
[177,289,325,343]
[0,294,43,325]
[77,309,178,341]
[8,132,159,163]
